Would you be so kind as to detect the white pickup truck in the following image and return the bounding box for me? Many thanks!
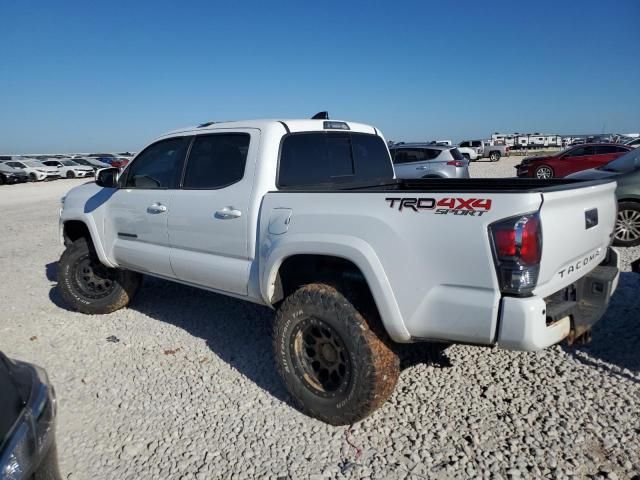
[459,140,509,162]
[58,117,619,425]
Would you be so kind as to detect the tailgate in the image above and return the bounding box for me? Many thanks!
[535,181,617,297]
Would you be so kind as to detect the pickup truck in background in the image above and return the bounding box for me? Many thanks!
[459,140,509,162]
[57,116,619,425]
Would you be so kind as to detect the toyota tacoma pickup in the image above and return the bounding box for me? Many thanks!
[57,117,620,425]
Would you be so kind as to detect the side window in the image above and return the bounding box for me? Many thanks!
[459,141,469,148]
[124,137,189,189]
[182,133,250,189]
[392,149,425,164]
[471,141,482,148]
[278,132,392,188]
[566,147,585,156]
[595,145,617,155]
[423,149,441,160]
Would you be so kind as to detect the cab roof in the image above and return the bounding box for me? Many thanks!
[159,119,379,138]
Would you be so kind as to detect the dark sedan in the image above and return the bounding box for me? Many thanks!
[0,164,29,185]
[515,144,632,179]
[0,352,61,480]
[567,148,640,247]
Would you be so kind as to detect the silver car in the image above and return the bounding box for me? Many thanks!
[389,143,470,179]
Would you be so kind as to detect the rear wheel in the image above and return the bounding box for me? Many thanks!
[535,165,554,179]
[614,202,640,247]
[274,283,399,425]
[57,237,142,314]
[489,151,501,162]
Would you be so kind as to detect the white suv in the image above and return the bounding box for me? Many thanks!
[389,143,470,179]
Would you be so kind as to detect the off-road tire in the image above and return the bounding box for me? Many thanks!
[489,151,501,162]
[273,283,399,425]
[613,202,640,247]
[57,237,142,314]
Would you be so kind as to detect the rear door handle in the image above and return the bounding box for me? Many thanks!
[215,207,242,219]
[147,203,167,214]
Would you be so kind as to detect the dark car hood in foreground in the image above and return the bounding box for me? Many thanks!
[0,353,31,442]
[566,168,619,180]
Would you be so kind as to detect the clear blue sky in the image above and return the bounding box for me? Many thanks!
[1,0,639,153]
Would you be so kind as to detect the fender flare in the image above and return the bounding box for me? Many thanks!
[260,234,411,342]
[61,216,116,268]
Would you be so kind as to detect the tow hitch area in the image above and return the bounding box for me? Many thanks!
[544,249,618,346]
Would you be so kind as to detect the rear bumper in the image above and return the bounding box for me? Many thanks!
[497,248,619,351]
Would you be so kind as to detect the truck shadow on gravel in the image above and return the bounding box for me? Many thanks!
[47,265,453,409]
[562,272,640,382]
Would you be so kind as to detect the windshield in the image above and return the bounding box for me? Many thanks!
[600,148,640,173]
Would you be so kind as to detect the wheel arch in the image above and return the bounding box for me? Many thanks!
[61,218,115,267]
[262,242,410,342]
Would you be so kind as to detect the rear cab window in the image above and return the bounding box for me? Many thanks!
[278,132,393,188]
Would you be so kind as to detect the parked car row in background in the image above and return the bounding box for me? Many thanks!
[0,153,134,185]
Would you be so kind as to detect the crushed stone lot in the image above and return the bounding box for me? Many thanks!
[1,166,639,479]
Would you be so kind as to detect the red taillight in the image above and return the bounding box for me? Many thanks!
[447,160,464,167]
[519,216,540,264]
[490,213,542,295]
[495,229,516,257]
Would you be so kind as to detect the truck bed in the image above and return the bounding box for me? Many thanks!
[275,177,614,193]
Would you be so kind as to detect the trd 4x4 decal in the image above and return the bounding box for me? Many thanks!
[385,197,492,216]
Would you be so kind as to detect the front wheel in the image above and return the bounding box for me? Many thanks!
[29,172,38,182]
[535,165,554,179]
[489,151,501,162]
[57,237,142,314]
[274,283,399,425]
[614,202,640,247]
[66,170,75,179]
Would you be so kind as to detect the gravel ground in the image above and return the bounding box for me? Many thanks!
[1,172,639,480]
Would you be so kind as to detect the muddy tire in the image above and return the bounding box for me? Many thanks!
[273,283,399,425]
[57,237,142,314]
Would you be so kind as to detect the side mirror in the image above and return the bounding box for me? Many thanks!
[96,167,120,188]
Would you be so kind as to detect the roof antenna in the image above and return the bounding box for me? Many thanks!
[311,111,329,120]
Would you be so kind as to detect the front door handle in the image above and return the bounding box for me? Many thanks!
[416,166,428,170]
[215,207,242,219]
[147,203,167,214]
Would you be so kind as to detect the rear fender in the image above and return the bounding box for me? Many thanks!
[260,234,410,342]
